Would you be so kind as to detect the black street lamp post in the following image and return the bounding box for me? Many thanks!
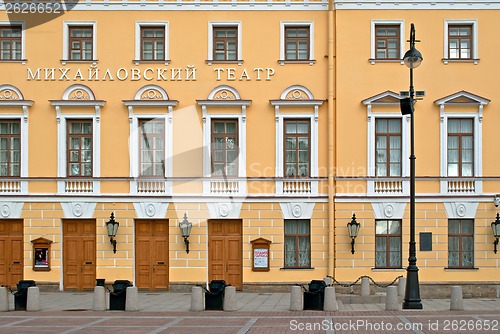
[400,23,423,310]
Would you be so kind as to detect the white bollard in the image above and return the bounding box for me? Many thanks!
[323,286,338,311]
[125,286,139,311]
[360,277,370,297]
[92,286,106,311]
[450,286,464,311]
[223,286,237,311]
[190,286,204,311]
[290,286,303,311]
[0,286,9,312]
[26,286,40,312]
[397,277,406,302]
[385,286,399,311]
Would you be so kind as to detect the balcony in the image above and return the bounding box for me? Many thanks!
[276,178,318,196]
[442,178,480,194]
[204,178,246,196]
[0,179,25,193]
[368,178,408,196]
[58,179,99,194]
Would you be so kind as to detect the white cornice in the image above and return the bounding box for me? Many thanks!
[335,1,500,10]
[0,1,329,11]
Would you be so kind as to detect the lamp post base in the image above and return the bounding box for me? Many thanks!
[402,265,423,309]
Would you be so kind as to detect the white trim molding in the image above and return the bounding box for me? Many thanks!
[444,202,479,219]
[0,84,33,194]
[0,202,24,218]
[61,202,97,218]
[369,20,404,65]
[362,91,409,196]
[270,85,323,196]
[435,91,490,194]
[207,21,243,65]
[443,20,479,65]
[280,202,315,219]
[133,202,169,218]
[206,201,243,219]
[50,84,105,194]
[197,85,251,196]
[279,21,315,65]
[123,84,178,195]
[134,21,170,65]
[372,202,407,220]
[62,21,97,65]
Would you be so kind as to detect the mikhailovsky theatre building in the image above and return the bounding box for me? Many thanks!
[0,0,499,296]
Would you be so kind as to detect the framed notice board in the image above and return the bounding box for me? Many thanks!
[31,237,52,271]
[251,238,271,272]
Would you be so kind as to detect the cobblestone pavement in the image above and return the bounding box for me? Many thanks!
[0,292,499,333]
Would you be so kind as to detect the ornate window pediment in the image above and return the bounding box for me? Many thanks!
[435,90,490,107]
[362,90,402,106]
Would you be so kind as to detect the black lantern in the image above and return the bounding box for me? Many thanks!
[179,213,193,254]
[492,213,500,254]
[347,214,360,254]
[400,23,423,310]
[105,212,119,254]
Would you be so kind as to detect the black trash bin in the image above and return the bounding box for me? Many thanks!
[204,280,227,310]
[303,280,327,310]
[14,280,36,311]
[109,280,132,310]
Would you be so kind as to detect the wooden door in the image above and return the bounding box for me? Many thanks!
[208,220,242,290]
[135,219,169,290]
[63,220,96,291]
[0,220,23,287]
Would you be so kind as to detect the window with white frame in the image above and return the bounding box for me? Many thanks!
[0,21,25,62]
[443,20,478,64]
[207,22,242,65]
[370,20,404,64]
[435,91,489,193]
[279,21,315,65]
[139,119,165,177]
[134,22,169,64]
[375,118,402,177]
[62,22,97,63]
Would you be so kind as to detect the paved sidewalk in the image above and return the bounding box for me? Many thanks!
[0,292,499,333]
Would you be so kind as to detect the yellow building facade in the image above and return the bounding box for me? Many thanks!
[0,0,499,295]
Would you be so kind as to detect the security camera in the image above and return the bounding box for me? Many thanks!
[495,195,500,208]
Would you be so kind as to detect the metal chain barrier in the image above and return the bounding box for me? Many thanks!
[326,275,403,288]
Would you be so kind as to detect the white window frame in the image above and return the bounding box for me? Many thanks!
[50,84,104,194]
[362,91,409,196]
[124,85,178,195]
[134,21,170,65]
[62,21,97,64]
[279,21,315,65]
[0,84,31,193]
[0,21,26,63]
[435,91,489,194]
[207,21,242,65]
[197,85,250,195]
[443,19,478,64]
[369,20,404,65]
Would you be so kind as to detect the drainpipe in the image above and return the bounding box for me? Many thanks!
[327,1,336,277]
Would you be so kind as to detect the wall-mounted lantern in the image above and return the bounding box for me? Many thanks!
[179,213,193,254]
[105,212,119,254]
[347,213,360,254]
[491,213,500,254]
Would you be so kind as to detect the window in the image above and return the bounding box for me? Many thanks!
[448,219,474,268]
[284,219,310,268]
[448,24,472,60]
[69,26,93,61]
[67,120,92,177]
[211,119,238,177]
[0,120,20,177]
[280,22,314,64]
[447,118,473,177]
[284,119,310,177]
[0,26,22,61]
[375,118,401,177]
[444,20,478,64]
[213,27,237,61]
[141,27,165,61]
[285,26,309,61]
[139,119,165,177]
[375,220,402,268]
[375,25,400,60]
